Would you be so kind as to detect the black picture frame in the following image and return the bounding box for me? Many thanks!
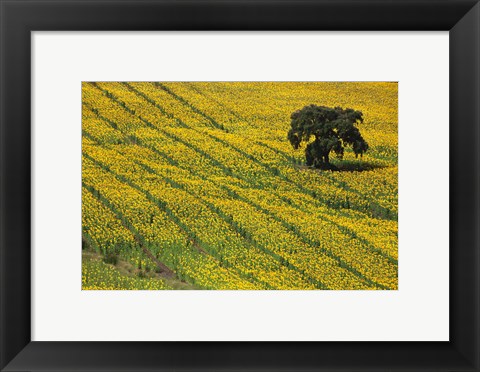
[1,0,479,371]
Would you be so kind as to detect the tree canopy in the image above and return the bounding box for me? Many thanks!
[287,105,369,170]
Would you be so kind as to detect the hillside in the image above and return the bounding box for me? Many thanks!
[81,82,398,290]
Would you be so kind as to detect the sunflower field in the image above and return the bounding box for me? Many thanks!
[81,82,398,290]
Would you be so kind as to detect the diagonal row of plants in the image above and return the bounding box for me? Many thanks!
[82,182,175,277]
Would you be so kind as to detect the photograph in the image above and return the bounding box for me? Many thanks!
[81,82,398,290]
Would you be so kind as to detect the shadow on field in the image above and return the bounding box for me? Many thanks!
[293,160,391,173]
[330,160,389,172]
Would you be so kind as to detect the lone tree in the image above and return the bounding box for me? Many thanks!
[287,105,369,170]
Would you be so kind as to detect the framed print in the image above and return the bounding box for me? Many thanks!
[1,0,479,371]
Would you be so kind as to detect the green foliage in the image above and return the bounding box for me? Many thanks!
[103,252,118,265]
[288,105,369,169]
